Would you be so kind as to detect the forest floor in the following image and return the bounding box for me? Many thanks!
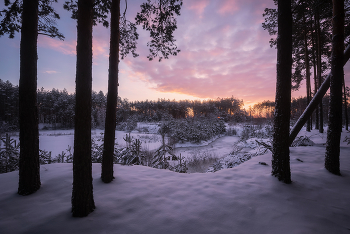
[0,125,350,233]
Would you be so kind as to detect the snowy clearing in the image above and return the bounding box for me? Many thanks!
[0,128,350,233]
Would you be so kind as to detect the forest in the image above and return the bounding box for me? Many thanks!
[2,78,349,132]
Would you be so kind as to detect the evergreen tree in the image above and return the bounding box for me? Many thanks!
[272,0,292,184]
[71,0,95,217]
[0,0,63,195]
[325,0,344,175]
[101,0,121,183]
[101,0,182,183]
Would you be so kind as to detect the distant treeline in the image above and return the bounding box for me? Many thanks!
[0,79,246,131]
[1,79,349,131]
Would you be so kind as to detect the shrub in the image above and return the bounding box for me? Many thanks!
[0,134,19,173]
[186,151,218,173]
[164,117,226,143]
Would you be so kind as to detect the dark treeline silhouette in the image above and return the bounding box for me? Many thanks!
[2,79,350,132]
[120,97,246,122]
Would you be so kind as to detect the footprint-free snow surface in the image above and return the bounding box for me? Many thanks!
[1,129,350,234]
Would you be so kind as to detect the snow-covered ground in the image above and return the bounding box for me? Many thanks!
[0,127,349,233]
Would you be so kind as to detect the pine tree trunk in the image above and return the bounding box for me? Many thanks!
[72,0,95,217]
[18,0,40,195]
[316,8,324,133]
[311,19,319,130]
[101,0,120,183]
[343,78,348,130]
[303,11,311,132]
[325,0,343,175]
[272,0,292,184]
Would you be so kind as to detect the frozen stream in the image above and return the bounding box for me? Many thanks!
[174,135,240,159]
[2,129,240,160]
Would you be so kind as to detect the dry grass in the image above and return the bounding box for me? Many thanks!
[186,150,218,173]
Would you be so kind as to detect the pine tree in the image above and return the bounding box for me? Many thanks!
[101,0,121,183]
[101,0,182,182]
[272,0,292,184]
[325,0,344,175]
[0,0,63,195]
[71,0,95,217]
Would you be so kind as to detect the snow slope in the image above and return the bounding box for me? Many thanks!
[0,129,350,234]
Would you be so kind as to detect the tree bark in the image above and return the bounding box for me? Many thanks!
[18,0,40,195]
[315,7,324,133]
[272,0,292,184]
[289,44,350,145]
[325,0,343,175]
[311,21,319,129]
[101,0,120,183]
[72,0,95,217]
[303,8,311,132]
[343,77,348,130]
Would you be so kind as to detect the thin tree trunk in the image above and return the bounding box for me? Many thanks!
[18,0,40,195]
[303,10,311,132]
[101,0,120,183]
[316,7,324,133]
[325,0,343,175]
[272,0,292,184]
[289,44,350,145]
[311,17,319,129]
[343,77,348,130]
[72,0,95,217]
[309,80,313,130]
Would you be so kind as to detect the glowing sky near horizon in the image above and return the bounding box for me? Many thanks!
[1,0,350,109]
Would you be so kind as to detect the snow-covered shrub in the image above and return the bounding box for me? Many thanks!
[240,124,270,141]
[115,138,144,165]
[344,135,350,145]
[165,117,226,143]
[186,151,217,173]
[169,162,187,173]
[0,134,19,173]
[208,139,270,173]
[39,149,52,164]
[291,136,314,147]
[226,127,237,136]
[91,137,104,163]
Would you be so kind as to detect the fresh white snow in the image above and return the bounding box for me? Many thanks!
[0,128,350,233]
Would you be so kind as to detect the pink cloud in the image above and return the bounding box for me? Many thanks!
[38,36,76,55]
[185,0,210,17]
[217,0,239,15]
[38,34,109,60]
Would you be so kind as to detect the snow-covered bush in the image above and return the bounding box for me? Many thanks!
[226,127,238,136]
[0,134,19,173]
[291,136,315,147]
[164,117,226,143]
[186,151,217,173]
[240,124,271,141]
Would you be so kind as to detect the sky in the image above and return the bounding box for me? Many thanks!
[1,0,350,108]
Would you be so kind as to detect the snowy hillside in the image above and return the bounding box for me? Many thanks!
[0,129,349,233]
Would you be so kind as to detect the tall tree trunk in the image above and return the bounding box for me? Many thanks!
[325,0,343,175]
[18,0,40,195]
[72,0,95,217]
[311,17,319,129]
[309,79,313,130]
[272,0,292,184]
[303,9,311,132]
[101,0,120,183]
[343,78,348,130]
[315,7,324,133]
